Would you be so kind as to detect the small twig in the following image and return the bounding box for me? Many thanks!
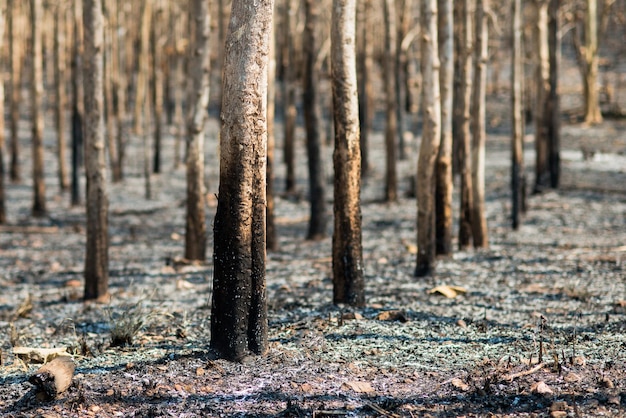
[503,363,545,382]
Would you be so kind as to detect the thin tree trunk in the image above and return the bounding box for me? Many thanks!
[103,1,121,183]
[184,0,210,262]
[267,14,278,252]
[54,3,69,191]
[8,0,23,183]
[435,0,453,256]
[356,0,372,178]
[303,0,327,240]
[134,0,152,136]
[114,0,126,180]
[31,0,47,217]
[533,0,550,193]
[383,0,398,202]
[0,0,6,223]
[211,0,273,361]
[511,0,525,230]
[283,0,297,194]
[71,0,84,206]
[396,0,411,161]
[470,0,488,248]
[83,0,110,301]
[331,0,364,306]
[151,1,165,174]
[415,0,441,277]
[583,0,602,124]
[457,0,473,250]
[547,0,560,188]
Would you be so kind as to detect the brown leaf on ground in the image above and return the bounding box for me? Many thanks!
[29,356,75,399]
[428,285,467,298]
[530,381,553,395]
[341,312,363,321]
[342,381,375,393]
[376,310,408,322]
[450,378,470,391]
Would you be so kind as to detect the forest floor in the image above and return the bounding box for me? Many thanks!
[1,88,626,417]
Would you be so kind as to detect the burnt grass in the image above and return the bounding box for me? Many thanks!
[1,89,626,416]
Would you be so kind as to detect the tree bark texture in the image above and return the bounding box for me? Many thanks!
[31,0,47,217]
[456,0,474,250]
[435,0,453,256]
[8,0,22,183]
[470,0,488,248]
[303,0,328,240]
[71,1,84,206]
[151,1,165,174]
[356,0,372,178]
[266,14,278,252]
[54,3,69,191]
[582,0,602,124]
[383,0,398,202]
[83,0,110,301]
[511,0,525,230]
[185,0,211,262]
[416,0,441,277]
[211,0,273,360]
[0,0,6,223]
[283,0,297,194]
[331,0,364,306]
[533,0,551,193]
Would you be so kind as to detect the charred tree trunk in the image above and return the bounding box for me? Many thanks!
[83,0,110,301]
[151,1,165,174]
[415,0,441,277]
[211,0,273,361]
[282,0,297,194]
[266,15,278,252]
[184,0,210,262]
[8,0,22,183]
[0,0,5,223]
[71,1,84,206]
[470,0,488,248]
[435,0,453,256]
[303,0,327,240]
[331,0,364,306]
[533,0,551,193]
[383,0,398,202]
[31,0,47,217]
[511,0,526,230]
[356,0,372,178]
[54,3,69,191]
[547,0,560,188]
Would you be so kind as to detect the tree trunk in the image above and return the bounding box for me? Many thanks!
[511,0,525,230]
[151,1,165,174]
[103,0,121,183]
[356,0,372,178]
[303,0,328,240]
[470,0,488,248]
[331,0,364,306]
[456,0,473,250]
[184,0,210,262]
[383,0,398,202]
[54,3,69,191]
[31,0,47,218]
[71,0,84,207]
[266,13,278,252]
[547,0,560,188]
[282,0,297,194]
[0,0,6,223]
[415,0,441,277]
[211,0,273,361]
[582,0,602,124]
[134,0,152,136]
[435,0,453,256]
[533,0,551,193]
[83,0,110,301]
[8,0,23,183]
[114,0,127,180]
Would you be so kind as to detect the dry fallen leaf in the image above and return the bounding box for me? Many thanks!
[428,285,467,299]
[342,381,375,393]
[564,372,581,383]
[530,381,553,395]
[341,312,363,321]
[376,310,408,322]
[450,378,470,391]
[13,347,71,364]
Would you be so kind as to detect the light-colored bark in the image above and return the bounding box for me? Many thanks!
[331,0,364,306]
[383,0,398,202]
[114,0,127,179]
[511,0,525,230]
[134,0,152,136]
[54,3,69,191]
[470,0,488,248]
[0,0,6,223]
[103,0,121,183]
[435,0,453,256]
[83,0,110,301]
[211,0,273,361]
[415,0,441,276]
[582,0,602,124]
[267,13,278,252]
[31,0,47,217]
[184,0,210,262]
[533,0,551,192]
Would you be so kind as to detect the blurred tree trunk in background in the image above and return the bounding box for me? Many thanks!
[533,0,551,193]
[71,0,84,206]
[114,0,127,179]
[303,0,328,240]
[282,0,298,194]
[184,0,210,262]
[511,0,526,230]
[455,0,474,250]
[8,0,23,183]
[470,0,488,248]
[83,0,110,301]
[151,0,165,174]
[415,0,441,277]
[54,2,69,191]
[435,0,453,256]
[0,0,6,224]
[103,0,122,183]
[267,16,278,252]
[383,0,398,202]
[356,0,372,178]
[138,0,153,199]
[31,0,47,218]
[331,0,364,306]
[547,0,560,188]
[211,0,273,361]
[580,0,603,124]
